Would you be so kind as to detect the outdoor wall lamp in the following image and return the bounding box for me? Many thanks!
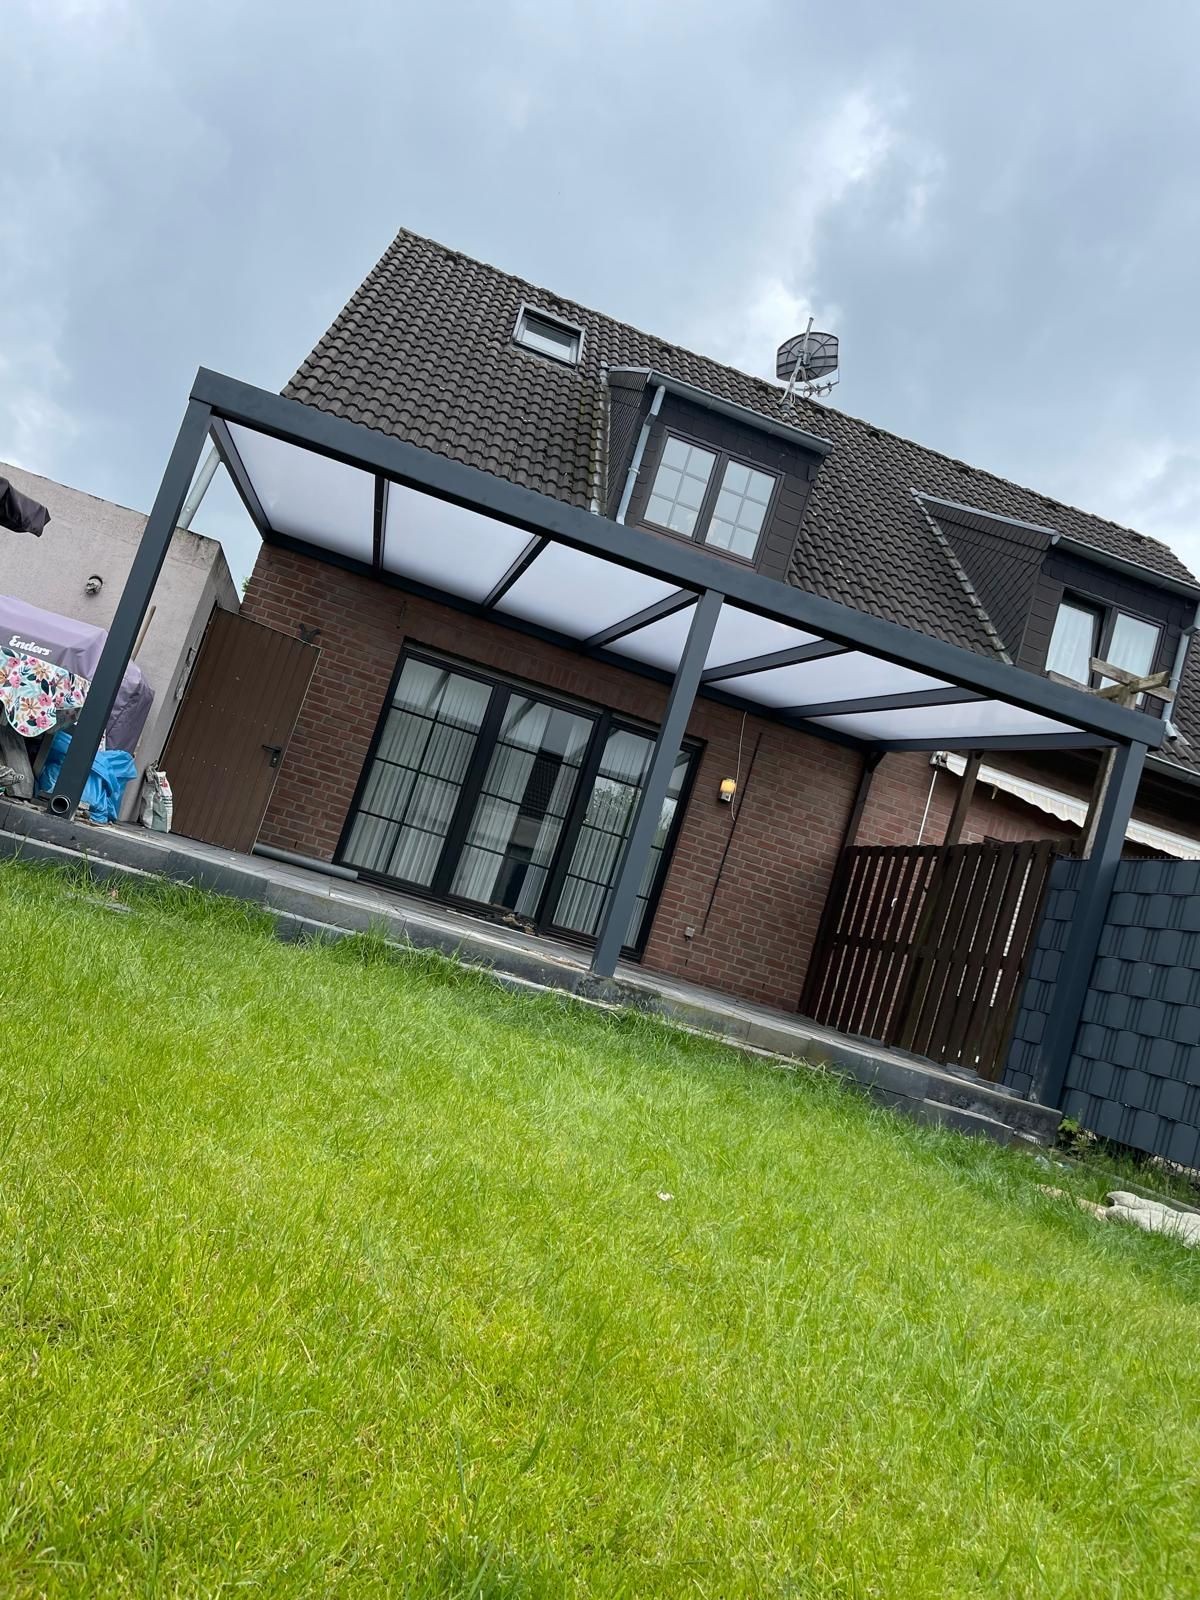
[718,777,737,804]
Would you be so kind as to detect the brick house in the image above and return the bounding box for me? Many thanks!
[139,230,1195,1013]
[219,230,1196,998]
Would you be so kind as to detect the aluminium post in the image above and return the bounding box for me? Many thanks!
[48,398,213,814]
[590,588,723,977]
[1028,738,1147,1107]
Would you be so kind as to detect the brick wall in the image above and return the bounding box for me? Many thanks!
[241,544,862,1006]
[1006,857,1200,1166]
[856,752,1077,849]
[857,749,1195,855]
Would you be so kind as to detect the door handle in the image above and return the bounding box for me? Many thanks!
[262,744,283,768]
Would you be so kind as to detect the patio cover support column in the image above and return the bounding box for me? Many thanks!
[48,399,213,815]
[590,588,723,978]
[1028,738,1147,1108]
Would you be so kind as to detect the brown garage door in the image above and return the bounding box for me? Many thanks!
[161,610,319,852]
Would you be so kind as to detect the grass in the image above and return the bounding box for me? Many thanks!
[0,859,1198,1598]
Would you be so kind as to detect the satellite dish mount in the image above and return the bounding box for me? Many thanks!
[777,318,839,408]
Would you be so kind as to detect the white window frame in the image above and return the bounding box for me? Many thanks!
[512,303,584,366]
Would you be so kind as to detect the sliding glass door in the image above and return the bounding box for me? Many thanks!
[449,695,593,915]
[548,730,692,949]
[341,651,696,956]
[341,658,492,885]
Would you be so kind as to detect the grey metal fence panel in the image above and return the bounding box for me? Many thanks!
[1004,857,1200,1164]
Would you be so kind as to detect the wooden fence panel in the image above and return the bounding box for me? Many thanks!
[800,839,1057,1080]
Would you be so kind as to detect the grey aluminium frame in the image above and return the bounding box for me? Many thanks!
[45,367,1165,1003]
[182,368,1160,750]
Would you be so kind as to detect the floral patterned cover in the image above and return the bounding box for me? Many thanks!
[0,648,90,738]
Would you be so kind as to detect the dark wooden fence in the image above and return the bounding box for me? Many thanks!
[801,839,1059,1079]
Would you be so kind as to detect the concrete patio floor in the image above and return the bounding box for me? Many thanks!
[0,796,1059,1147]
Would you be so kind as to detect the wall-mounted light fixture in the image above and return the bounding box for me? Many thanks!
[84,574,103,596]
[718,776,737,805]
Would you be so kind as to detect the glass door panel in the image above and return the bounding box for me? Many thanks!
[342,658,492,885]
[449,694,594,916]
[551,729,691,949]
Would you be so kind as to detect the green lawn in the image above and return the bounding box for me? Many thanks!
[0,859,1197,1598]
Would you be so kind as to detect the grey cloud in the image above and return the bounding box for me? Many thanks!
[4,0,1200,584]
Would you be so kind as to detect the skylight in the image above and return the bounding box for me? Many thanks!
[513,305,583,365]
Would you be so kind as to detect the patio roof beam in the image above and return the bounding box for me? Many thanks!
[483,535,548,609]
[701,640,847,684]
[872,732,1116,753]
[209,418,273,539]
[371,476,387,574]
[188,369,1164,749]
[786,687,983,720]
[584,589,695,649]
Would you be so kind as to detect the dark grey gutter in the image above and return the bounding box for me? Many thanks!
[1049,531,1200,601]
[606,366,834,458]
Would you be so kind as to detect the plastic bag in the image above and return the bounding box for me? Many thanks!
[140,765,173,832]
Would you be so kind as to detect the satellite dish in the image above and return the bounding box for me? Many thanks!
[776,319,839,407]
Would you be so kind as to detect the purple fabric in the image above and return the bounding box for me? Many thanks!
[0,594,154,755]
[0,596,105,678]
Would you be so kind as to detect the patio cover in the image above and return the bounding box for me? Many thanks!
[48,368,1165,996]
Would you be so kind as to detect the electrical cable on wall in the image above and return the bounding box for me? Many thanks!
[693,717,762,951]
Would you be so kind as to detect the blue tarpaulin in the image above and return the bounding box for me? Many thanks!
[37,731,137,824]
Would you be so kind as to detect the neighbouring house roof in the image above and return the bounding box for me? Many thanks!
[285,227,1200,773]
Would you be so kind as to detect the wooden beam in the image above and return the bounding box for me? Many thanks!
[943,752,981,845]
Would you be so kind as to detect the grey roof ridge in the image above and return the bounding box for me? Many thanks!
[362,227,1196,585]
[912,490,1012,664]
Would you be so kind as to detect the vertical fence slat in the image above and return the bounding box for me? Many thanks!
[803,838,1062,1077]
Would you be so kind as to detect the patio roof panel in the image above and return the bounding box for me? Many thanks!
[225,422,374,563]
[382,484,531,601]
[200,371,1164,757]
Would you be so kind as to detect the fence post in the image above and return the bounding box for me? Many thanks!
[1028,740,1146,1107]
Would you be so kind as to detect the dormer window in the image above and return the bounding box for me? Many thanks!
[1047,596,1161,700]
[513,305,582,365]
[643,432,778,561]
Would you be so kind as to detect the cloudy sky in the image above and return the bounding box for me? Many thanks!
[5,0,1200,587]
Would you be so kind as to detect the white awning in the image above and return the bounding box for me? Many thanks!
[936,751,1200,860]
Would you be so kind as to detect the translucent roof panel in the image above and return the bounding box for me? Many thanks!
[227,423,374,563]
[717,652,950,710]
[811,699,1081,744]
[496,544,681,637]
[610,602,818,674]
[607,603,699,670]
[383,486,532,602]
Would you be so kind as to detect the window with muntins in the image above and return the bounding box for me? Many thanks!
[644,437,716,536]
[643,432,778,560]
[708,460,776,557]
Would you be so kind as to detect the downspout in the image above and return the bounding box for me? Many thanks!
[1163,606,1199,740]
[179,445,221,530]
[615,384,665,524]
